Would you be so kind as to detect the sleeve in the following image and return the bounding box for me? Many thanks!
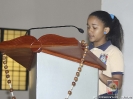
[109,48,124,75]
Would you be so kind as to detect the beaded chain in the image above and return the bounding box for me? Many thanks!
[65,40,88,99]
[2,40,88,99]
[2,53,16,99]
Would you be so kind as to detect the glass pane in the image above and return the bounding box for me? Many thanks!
[1,29,28,90]
[20,82,26,86]
[19,86,26,90]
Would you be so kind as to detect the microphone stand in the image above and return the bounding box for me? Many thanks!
[25,25,84,35]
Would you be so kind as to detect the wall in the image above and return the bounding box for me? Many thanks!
[102,0,133,98]
[0,0,36,29]
[31,0,101,42]
[0,0,101,99]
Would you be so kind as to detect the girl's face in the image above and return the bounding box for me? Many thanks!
[87,16,107,46]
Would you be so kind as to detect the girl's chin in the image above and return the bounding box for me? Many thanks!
[89,39,95,42]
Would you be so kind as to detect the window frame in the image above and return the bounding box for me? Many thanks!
[0,28,30,91]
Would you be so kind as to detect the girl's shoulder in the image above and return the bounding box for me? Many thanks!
[106,45,123,56]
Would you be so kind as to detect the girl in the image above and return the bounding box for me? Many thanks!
[87,11,124,99]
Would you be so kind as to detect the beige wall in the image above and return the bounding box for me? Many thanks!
[0,0,101,99]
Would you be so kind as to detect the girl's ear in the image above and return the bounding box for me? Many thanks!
[104,27,110,34]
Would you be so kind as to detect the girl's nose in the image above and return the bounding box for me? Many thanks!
[87,28,93,34]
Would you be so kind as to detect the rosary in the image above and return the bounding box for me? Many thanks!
[2,40,88,99]
[65,40,88,99]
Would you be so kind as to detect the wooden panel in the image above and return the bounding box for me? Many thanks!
[0,34,106,70]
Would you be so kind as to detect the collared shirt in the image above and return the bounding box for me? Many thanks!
[89,41,124,95]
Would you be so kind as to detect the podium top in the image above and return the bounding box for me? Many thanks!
[0,34,106,70]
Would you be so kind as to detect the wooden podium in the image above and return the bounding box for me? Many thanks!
[0,34,106,99]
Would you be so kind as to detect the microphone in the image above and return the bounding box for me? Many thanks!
[25,25,84,35]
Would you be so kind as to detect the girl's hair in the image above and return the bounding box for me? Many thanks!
[89,10,124,50]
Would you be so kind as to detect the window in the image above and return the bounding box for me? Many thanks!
[0,28,29,90]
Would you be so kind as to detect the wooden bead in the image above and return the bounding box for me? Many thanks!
[76,72,80,77]
[80,63,83,67]
[85,43,88,46]
[7,80,11,83]
[78,67,82,72]
[84,48,88,52]
[2,56,7,60]
[68,91,72,95]
[81,40,85,44]
[81,40,86,47]
[3,60,7,64]
[5,70,9,74]
[76,72,79,76]
[6,75,10,78]
[10,88,13,92]
[82,53,86,58]
[4,65,8,69]
[74,77,78,82]
[83,53,86,58]
[81,58,84,62]
[72,82,76,86]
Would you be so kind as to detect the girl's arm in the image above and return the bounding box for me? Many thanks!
[99,71,123,89]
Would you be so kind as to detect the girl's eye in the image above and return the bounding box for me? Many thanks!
[93,27,97,29]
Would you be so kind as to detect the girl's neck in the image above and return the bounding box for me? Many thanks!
[93,40,107,47]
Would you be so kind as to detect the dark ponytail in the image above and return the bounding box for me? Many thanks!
[107,16,124,50]
[89,10,124,51]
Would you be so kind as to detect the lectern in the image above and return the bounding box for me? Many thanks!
[0,34,106,99]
